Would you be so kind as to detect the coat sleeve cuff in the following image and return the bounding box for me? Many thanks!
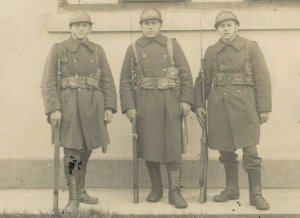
[256,107,272,113]
[105,106,117,114]
[45,104,62,115]
[180,96,194,107]
[121,101,136,114]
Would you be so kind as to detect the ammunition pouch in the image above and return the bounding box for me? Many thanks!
[138,67,181,89]
[212,72,255,86]
[60,76,100,90]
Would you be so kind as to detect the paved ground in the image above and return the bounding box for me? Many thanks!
[0,188,299,216]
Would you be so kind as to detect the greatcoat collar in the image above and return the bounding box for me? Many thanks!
[61,36,96,52]
[214,35,246,53]
[136,34,167,48]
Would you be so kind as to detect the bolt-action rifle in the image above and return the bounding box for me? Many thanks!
[130,56,139,204]
[198,11,208,204]
[52,46,62,214]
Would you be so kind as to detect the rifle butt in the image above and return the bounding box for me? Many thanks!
[199,186,207,203]
[53,145,60,214]
[133,147,139,204]
[199,127,208,204]
[53,195,59,215]
[133,187,139,204]
[132,118,139,203]
[181,117,188,153]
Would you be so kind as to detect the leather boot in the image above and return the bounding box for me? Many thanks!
[213,164,240,202]
[248,169,269,210]
[77,167,98,204]
[167,162,188,209]
[64,157,80,214]
[78,151,98,204]
[146,161,163,202]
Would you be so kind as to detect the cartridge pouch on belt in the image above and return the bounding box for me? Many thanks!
[58,43,101,91]
[60,75,100,90]
[132,38,181,90]
[138,67,180,89]
[212,72,254,86]
[212,41,255,86]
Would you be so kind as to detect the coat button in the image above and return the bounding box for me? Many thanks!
[73,59,77,63]
[75,74,78,77]
[163,69,167,72]
[90,60,94,63]
[142,54,146,58]
[236,89,241,93]
[90,74,93,77]
[223,92,227,96]
[163,54,167,58]
[78,88,81,91]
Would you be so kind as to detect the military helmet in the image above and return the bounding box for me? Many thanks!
[69,10,93,26]
[140,8,163,24]
[214,11,240,28]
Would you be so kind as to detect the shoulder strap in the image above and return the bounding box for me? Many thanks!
[167,38,175,66]
[57,43,61,75]
[57,44,62,95]
[95,46,99,67]
[245,41,251,61]
[131,42,139,64]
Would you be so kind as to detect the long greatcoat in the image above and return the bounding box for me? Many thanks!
[120,34,194,163]
[41,37,117,151]
[194,35,272,151]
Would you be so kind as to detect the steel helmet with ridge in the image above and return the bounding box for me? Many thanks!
[140,8,163,24]
[214,11,240,29]
[69,10,93,26]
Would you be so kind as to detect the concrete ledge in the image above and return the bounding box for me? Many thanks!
[1,189,299,215]
[1,159,298,189]
[0,188,300,215]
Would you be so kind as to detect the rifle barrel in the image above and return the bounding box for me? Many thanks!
[130,57,139,204]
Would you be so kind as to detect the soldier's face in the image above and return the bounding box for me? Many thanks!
[141,19,162,38]
[217,20,239,41]
[70,22,92,39]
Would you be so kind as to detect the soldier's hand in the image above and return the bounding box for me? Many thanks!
[50,110,62,124]
[180,102,191,117]
[259,112,269,124]
[126,109,137,122]
[104,109,113,124]
[195,108,207,128]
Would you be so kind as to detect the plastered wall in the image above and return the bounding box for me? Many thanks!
[0,0,299,161]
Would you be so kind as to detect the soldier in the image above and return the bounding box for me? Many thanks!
[41,10,117,213]
[120,8,194,208]
[194,11,272,210]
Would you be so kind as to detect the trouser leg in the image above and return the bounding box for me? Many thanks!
[166,161,188,208]
[213,151,239,202]
[145,161,163,202]
[243,146,269,210]
[63,148,81,213]
[77,147,98,204]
